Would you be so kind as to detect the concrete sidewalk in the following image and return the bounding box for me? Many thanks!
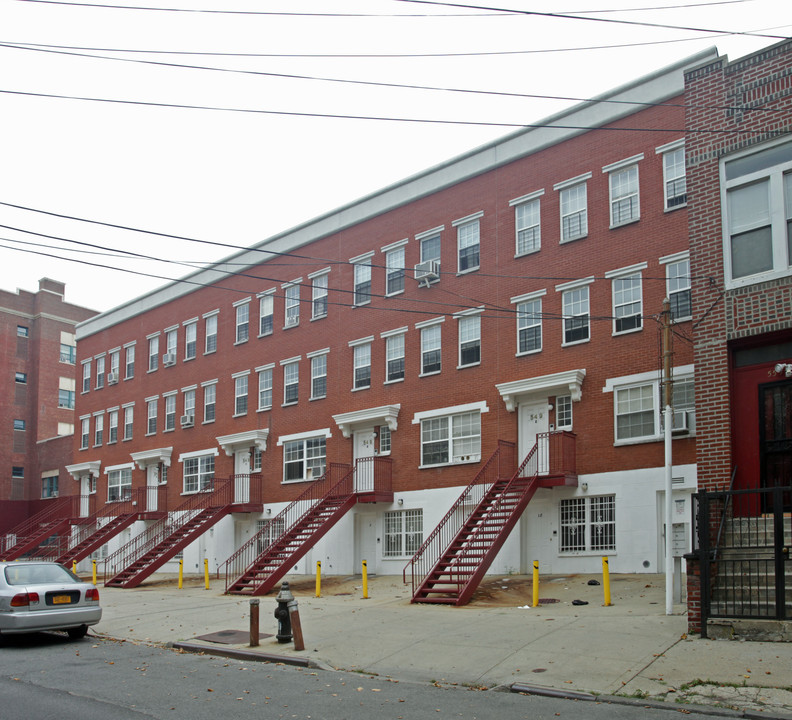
[92,573,792,717]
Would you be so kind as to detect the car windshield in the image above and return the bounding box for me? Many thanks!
[4,564,78,586]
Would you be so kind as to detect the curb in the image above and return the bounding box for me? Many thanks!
[170,640,318,669]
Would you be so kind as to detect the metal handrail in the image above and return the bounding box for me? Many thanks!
[713,466,738,561]
[0,495,77,555]
[220,463,352,591]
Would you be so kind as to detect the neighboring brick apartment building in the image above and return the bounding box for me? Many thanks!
[0,278,97,532]
[67,51,713,581]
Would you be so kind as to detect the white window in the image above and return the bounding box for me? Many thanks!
[95,356,105,389]
[148,335,159,371]
[93,413,104,446]
[80,417,90,449]
[284,281,300,327]
[283,360,299,405]
[108,409,118,443]
[557,278,593,345]
[556,395,572,430]
[556,175,590,242]
[259,292,274,335]
[723,139,792,285]
[203,383,216,423]
[457,313,481,367]
[283,436,326,482]
[183,454,215,493]
[384,509,423,558]
[352,256,372,306]
[123,405,134,441]
[378,425,392,454]
[310,273,328,319]
[607,264,645,335]
[658,140,687,210]
[385,332,406,383]
[420,409,481,467]
[124,343,135,379]
[82,361,91,393]
[417,227,442,283]
[146,398,158,435]
[419,321,442,375]
[234,374,249,416]
[183,388,196,420]
[109,350,120,381]
[235,301,250,344]
[455,214,481,273]
[560,496,615,553]
[204,312,218,354]
[184,321,197,360]
[604,156,642,227]
[385,245,406,295]
[107,466,133,502]
[661,253,692,322]
[164,394,176,431]
[513,194,542,256]
[165,327,177,361]
[353,342,372,389]
[513,291,543,355]
[310,353,327,399]
[257,366,273,410]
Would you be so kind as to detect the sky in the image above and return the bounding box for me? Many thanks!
[0,0,789,313]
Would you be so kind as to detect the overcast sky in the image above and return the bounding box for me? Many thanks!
[0,0,789,313]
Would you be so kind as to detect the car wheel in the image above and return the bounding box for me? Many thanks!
[67,625,88,639]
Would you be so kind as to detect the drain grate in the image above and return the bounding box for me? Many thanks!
[537,598,559,604]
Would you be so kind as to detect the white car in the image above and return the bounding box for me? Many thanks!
[0,561,102,639]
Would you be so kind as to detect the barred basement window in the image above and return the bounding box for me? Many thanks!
[559,496,615,553]
[384,509,423,558]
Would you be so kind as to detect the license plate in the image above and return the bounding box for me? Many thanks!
[52,595,72,605]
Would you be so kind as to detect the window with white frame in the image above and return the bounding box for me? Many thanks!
[310,353,327,399]
[146,398,158,435]
[283,360,299,405]
[311,273,328,319]
[605,156,642,227]
[385,245,406,295]
[107,466,132,502]
[259,292,274,335]
[557,175,589,242]
[257,366,273,410]
[252,448,262,472]
[663,254,692,322]
[184,321,197,360]
[385,331,405,382]
[457,313,481,367]
[165,327,177,362]
[109,350,120,382]
[556,395,572,430]
[615,383,656,441]
[256,517,285,552]
[204,312,218,353]
[608,265,644,334]
[82,361,91,393]
[514,293,543,355]
[560,496,615,553]
[420,409,481,467]
[108,409,118,443]
[379,424,392,454]
[183,454,215,493]
[723,139,792,285]
[183,388,196,421]
[123,405,133,440]
[234,374,249,415]
[513,194,542,256]
[455,215,481,273]
[283,436,326,482]
[419,322,442,375]
[148,335,159,371]
[95,355,105,389]
[80,417,90,449]
[235,301,250,344]
[353,256,372,306]
[384,509,423,557]
[284,282,300,327]
[353,342,372,389]
[418,228,442,281]
[164,394,176,430]
[658,140,687,209]
[125,343,135,379]
[94,413,103,446]
[558,279,592,345]
[203,383,216,423]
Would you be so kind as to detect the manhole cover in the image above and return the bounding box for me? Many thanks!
[537,598,559,604]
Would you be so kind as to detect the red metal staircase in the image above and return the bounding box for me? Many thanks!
[0,496,77,561]
[404,433,576,606]
[104,479,234,588]
[223,463,354,596]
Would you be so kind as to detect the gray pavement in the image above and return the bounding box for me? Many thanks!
[91,572,792,717]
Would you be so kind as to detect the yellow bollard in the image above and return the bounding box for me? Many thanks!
[92,560,97,585]
[362,559,368,599]
[178,558,183,589]
[602,556,612,606]
[72,560,77,575]
[532,559,539,608]
[204,558,210,590]
[316,561,321,598]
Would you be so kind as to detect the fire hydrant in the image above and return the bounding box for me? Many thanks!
[274,581,294,643]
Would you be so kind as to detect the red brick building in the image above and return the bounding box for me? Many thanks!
[0,279,97,532]
[50,51,719,592]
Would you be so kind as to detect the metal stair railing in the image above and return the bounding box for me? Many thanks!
[101,477,234,582]
[0,495,79,557]
[402,441,516,597]
[220,463,351,591]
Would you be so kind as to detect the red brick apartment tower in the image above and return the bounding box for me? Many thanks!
[69,51,712,583]
[685,40,792,629]
[0,279,97,531]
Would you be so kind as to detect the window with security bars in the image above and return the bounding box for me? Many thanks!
[609,165,640,226]
[666,258,691,321]
[183,455,214,493]
[384,509,423,557]
[562,287,590,344]
[559,496,615,553]
[663,147,687,209]
[515,198,540,255]
[612,272,642,334]
[256,518,286,553]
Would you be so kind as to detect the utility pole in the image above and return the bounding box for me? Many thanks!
[662,298,674,615]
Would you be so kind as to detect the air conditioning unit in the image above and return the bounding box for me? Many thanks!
[180,414,194,428]
[107,372,118,385]
[671,409,690,435]
[162,353,176,366]
[285,315,299,328]
[414,259,440,286]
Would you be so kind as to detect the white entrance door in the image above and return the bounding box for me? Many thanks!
[146,465,159,512]
[519,401,549,475]
[234,451,251,503]
[80,476,91,517]
[354,513,377,574]
[353,430,376,493]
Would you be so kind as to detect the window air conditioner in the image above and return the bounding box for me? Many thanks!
[180,414,194,428]
[414,260,440,286]
[162,353,176,366]
[671,409,689,434]
[107,372,118,384]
